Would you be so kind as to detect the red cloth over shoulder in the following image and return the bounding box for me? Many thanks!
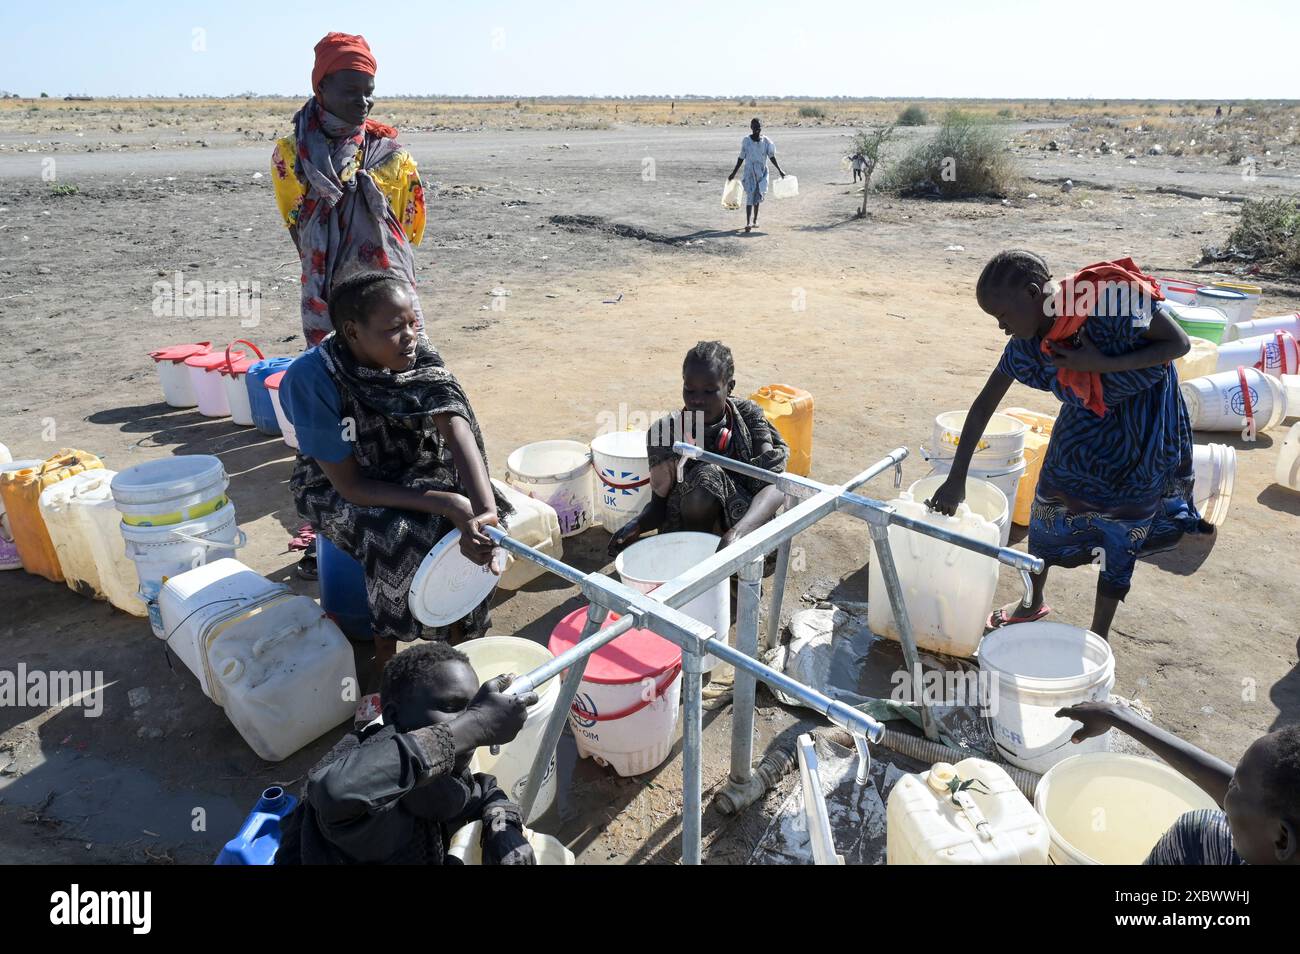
[1045,257,1165,417]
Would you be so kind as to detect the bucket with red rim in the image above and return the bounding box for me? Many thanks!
[548,606,683,777]
[218,340,265,427]
[185,348,247,418]
[263,371,298,449]
[148,342,211,408]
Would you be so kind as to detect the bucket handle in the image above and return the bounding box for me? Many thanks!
[570,663,683,722]
[167,527,247,550]
[225,339,264,373]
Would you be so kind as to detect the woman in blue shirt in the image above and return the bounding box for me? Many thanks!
[281,271,510,685]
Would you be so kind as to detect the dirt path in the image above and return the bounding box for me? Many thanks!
[1,122,1297,863]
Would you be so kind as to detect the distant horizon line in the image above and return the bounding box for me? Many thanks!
[5,92,1297,104]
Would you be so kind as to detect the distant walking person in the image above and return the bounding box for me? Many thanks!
[727,118,787,233]
[850,152,867,183]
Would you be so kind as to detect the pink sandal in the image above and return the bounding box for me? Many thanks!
[986,603,1052,630]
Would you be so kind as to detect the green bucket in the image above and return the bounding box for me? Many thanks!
[1168,304,1227,344]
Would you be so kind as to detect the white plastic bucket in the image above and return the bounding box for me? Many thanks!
[265,374,298,450]
[120,502,246,637]
[929,411,1026,468]
[185,351,245,418]
[458,636,560,823]
[1192,443,1236,526]
[771,175,799,199]
[148,342,211,408]
[1035,753,1219,865]
[505,440,593,537]
[1181,367,1288,433]
[591,430,651,533]
[978,622,1116,774]
[549,607,683,777]
[923,456,1026,545]
[1277,421,1300,492]
[218,340,264,428]
[1210,281,1262,324]
[0,459,42,570]
[1194,286,1249,325]
[1214,331,1299,377]
[1283,375,1300,418]
[1224,312,1300,343]
[111,455,229,527]
[616,531,729,672]
[447,820,575,865]
[1157,279,1200,306]
[909,474,1010,547]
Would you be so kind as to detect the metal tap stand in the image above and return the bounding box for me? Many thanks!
[484,444,1043,864]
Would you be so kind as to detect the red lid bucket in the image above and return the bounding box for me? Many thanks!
[149,341,211,364]
[548,606,681,685]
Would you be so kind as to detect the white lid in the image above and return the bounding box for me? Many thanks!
[111,455,227,506]
[408,530,502,626]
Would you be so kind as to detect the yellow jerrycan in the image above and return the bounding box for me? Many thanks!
[0,448,105,582]
[1002,409,1054,526]
[750,385,814,477]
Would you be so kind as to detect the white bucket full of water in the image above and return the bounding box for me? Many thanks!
[978,621,1115,774]
[506,440,593,537]
[922,456,1027,545]
[771,175,799,199]
[549,607,683,777]
[1035,753,1219,864]
[591,430,651,533]
[458,636,560,822]
[111,455,229,527]
[1214,331,1299,377]
[1181,367,1288,433]
[909,473,1010,547]
[1224,312,1300,342]
[929,411,1027,468]
[121,502,245,637]
[1277,421,1300,492]
[616,531,729,672]
[1192,443,1236,525]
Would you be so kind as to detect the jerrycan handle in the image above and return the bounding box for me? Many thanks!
[952,790,995,842]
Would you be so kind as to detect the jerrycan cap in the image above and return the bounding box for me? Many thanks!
[928,762,957,794]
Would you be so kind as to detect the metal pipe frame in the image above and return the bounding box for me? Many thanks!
[479,444,1035,863]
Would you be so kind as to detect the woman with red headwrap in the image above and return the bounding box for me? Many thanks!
[271,31,427,348]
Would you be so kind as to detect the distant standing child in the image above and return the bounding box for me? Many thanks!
[850,152,867,182]
[928,251,1205,639]
[727,118,788,233]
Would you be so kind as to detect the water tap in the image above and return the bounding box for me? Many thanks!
[1020,568,1034,609]
[893,461,904,489]
[853,733,872,786]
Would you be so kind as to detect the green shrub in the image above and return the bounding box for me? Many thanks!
[798,105,826,119]
[897,105,928,126]
[881,111,1018,199]
[996,107,1014,118]
[1215,197,1300,271]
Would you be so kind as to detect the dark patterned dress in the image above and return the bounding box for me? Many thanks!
[646,398,788,532]
[997,302,1203,599]
[289,336,510,642]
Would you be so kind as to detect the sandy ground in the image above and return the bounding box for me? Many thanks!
[1,112,1298,864]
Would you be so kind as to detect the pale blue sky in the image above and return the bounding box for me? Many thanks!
[6,0,1298,99]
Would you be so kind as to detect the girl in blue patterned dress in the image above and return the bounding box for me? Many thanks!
[928,250,1208,639]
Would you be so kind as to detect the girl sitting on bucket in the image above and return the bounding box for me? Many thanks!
[609,341,788,555]
[927,250,1206,639]
[280,271,511,700]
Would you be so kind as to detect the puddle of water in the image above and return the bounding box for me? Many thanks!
[0,748,245,853]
